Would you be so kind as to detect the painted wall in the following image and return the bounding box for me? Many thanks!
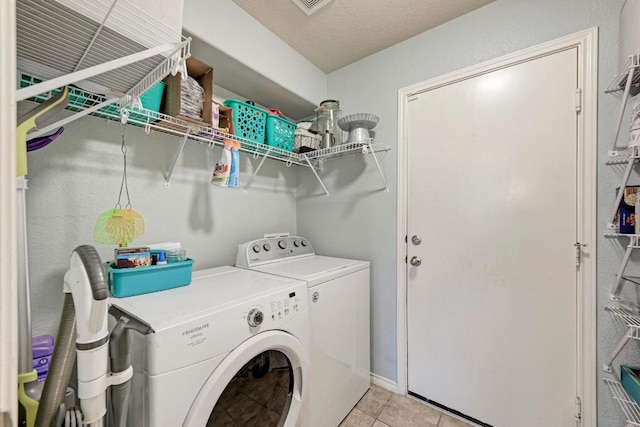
[183,0,327,109]
[23,99,297,338]
[296,0,627,424]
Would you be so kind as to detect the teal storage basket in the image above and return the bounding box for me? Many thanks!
[224,99,267,144]
[622,365,640,405]
[265,115,295,152]
[106,258,194,298]
[97,81,165,122]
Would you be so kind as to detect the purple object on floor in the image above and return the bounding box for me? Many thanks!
[32,334,54,358]
[26,127,64,152]
[32,334,54,382]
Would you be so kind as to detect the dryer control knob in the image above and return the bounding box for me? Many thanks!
[252,244,261,253]
[278,240,287,250]
[300,240,308,247]
[247,308,264,327]
[293,240,300,247]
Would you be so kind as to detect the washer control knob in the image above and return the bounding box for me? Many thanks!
[263,243,271,251]
[278,240,287,250]
[293,240,300,247]
[300,240,308,247]
[252,244,261,253]
[247,308,264,327]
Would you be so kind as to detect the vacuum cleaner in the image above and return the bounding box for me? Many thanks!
[34,245,137,427]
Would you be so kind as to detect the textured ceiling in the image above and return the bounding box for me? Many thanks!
[233,0,494,73]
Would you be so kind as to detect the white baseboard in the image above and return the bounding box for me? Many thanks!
[370,373,399,394]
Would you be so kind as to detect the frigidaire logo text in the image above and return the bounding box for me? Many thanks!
[182,323,209,336]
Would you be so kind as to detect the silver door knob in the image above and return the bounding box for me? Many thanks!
[410,256,422,267]
[411,235,422,245]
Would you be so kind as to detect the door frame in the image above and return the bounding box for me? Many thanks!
[0,0,18,425]
[396,28,598,425]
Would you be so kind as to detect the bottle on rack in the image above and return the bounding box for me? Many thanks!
[316,100,342,147]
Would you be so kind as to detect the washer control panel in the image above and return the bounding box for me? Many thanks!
[236,235,314,267]
[242,287,305,329]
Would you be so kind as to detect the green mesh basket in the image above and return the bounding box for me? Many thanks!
[223,99,267,144]
[265,115,295,152]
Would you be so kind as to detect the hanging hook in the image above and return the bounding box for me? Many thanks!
[179,57,188,81]
[120,109,129,125]
[286,156,293,167]
[132,96,143,111]
[144,116,151,135]
[170,53,182,76]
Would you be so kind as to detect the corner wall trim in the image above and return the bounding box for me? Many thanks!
[370,373,398,394]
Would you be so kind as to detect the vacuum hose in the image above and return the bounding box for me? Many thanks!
[108,321,131,427]
[34,294,76,427]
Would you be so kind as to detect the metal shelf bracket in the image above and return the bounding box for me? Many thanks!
[165,130,190,188]
[610,235,640,300]
[303,154,329,197]
[244,147,273,193]
[367,141,389,193]
[611,62,638,151]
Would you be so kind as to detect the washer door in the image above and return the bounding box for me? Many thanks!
[183,330,308,427]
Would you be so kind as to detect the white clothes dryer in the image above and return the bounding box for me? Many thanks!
[109,265,310,427]
[236,236,370,427]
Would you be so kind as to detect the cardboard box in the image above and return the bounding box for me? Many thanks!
[213,100,235,135]
[114,247,151,269]
[162,56,213,126]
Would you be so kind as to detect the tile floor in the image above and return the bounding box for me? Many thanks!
[340,384,473,427]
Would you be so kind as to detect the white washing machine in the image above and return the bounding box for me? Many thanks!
[109,265,310,427]
[236,235,370,427]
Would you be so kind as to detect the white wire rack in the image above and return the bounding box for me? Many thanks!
[604,377,640,426]
[606,146,640,230]
[16,0,190,107]
[607,306,640,334]
[603,234,640,302]
[608,55,640,155]
[20,73,391,194]
[604,305,640,374]
[607,55,640,94]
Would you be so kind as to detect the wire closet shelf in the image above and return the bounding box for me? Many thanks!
[20,73,391,170]
[604,378,640,427]
[16,0,191,136]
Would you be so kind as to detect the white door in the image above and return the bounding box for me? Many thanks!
[406,48,578,426]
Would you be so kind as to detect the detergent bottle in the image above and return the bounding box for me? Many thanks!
[228,141,240,188]
[211,139,232,187]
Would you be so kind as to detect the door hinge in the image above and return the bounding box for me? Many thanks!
[575,89,582,113]
[575,396,582,422]
[574,242,587,267]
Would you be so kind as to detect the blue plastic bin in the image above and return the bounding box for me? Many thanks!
[105,258,194,298]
